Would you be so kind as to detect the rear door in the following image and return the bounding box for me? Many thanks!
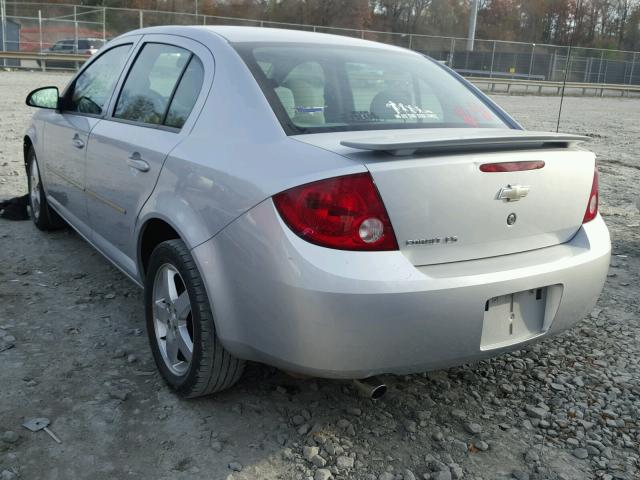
[85,35,212,277]
[43,40,134,234]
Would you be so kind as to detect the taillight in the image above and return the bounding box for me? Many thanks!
[273,173,398,251]
[582,165,599,223]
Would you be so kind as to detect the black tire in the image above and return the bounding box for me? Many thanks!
[26,147,65,230]
[145,239,245,398]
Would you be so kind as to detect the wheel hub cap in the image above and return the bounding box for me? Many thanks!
[29,160,41,220]
[152,264,194,376]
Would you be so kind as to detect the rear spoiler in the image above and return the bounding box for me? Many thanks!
[340,130,590,156]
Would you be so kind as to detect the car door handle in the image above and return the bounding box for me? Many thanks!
[127,153,150,172]
[72,134,85,149]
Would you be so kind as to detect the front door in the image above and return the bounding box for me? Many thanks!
[85,35,210,278]
[44,42,135,235]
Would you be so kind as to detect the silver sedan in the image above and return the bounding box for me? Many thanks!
[24,26,610,398]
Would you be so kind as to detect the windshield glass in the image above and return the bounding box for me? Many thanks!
[234,42,508,134]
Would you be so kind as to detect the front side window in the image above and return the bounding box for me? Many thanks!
[114,43,194,126]
[234,43,508,134]
[67,44,132,115]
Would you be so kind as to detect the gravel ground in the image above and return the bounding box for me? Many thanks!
[0,71,639,480]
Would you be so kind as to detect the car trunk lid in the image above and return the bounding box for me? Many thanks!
[293,128,594,266]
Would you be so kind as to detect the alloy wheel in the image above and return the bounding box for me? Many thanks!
[152,264,194,376]
[29,159,41,220]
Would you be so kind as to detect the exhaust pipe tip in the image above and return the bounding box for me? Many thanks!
[352,377,387,400]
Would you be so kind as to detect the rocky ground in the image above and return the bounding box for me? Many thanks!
[0,71,638,480]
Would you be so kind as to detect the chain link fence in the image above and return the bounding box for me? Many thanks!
[0,1,638,84]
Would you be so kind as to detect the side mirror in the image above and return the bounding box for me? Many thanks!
[26,86,60,109]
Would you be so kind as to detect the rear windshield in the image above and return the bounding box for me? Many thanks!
[234,42,508,135]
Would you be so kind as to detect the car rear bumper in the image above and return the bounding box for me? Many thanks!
[192,200,610,379]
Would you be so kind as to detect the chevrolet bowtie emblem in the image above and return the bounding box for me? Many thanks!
[497,184,530,202]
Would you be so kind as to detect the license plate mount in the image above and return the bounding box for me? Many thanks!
[480,287,547,350]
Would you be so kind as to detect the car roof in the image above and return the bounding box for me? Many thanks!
[122,25,409,53]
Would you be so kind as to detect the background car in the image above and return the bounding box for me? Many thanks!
[23,26,610,398]
[37,37,105,69]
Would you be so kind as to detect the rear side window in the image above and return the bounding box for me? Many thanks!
[114,43,195,126]
[67,44,132,115]
[164,56,204,128]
